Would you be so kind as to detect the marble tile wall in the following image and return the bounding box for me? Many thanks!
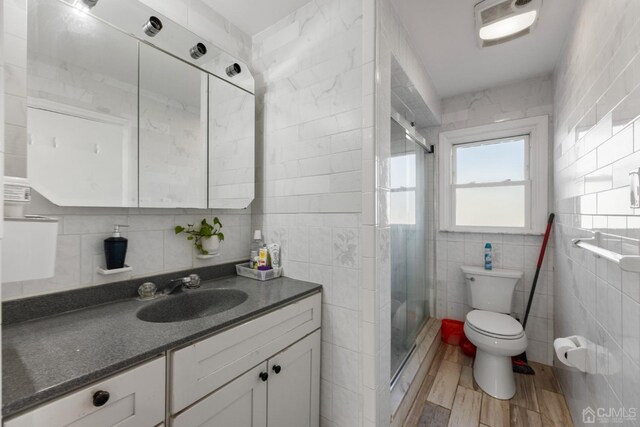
[1,0,7,416]
[375,0,440,423]
[553,0,640,422]
[434,75,555,365]
[1,191,252,299]
[4,0,27,178]
[251,0,372,425]
[2,0,254,300]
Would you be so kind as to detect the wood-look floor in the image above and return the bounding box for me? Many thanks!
[403,343,574,427]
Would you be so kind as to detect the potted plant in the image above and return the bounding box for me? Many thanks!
[175,217,225,256]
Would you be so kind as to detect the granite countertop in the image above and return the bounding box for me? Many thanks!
[2,275,322,418]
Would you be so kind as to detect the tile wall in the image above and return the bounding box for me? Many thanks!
[250,0,372,425]
[1,0,6,419]
[553,0,640,422]
[2,0,254,299]
[375,0,440,423]
[4,0,27,178]
[434,75,555,365]
[253,0,378,426]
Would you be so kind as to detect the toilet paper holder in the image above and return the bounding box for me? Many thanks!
[553,335,595,373]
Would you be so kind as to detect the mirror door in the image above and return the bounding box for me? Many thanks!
[27,0,139,207]
[208,76,255,209]
[138,43,208,208]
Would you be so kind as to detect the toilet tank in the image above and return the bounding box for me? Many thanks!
[460,265,522,313]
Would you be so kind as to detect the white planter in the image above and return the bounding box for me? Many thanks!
[201,236,221,254]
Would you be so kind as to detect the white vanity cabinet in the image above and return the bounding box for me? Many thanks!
[170,294,321,427]
[4,293,321,427]
[5,357,165,427]
[173,330,320,427]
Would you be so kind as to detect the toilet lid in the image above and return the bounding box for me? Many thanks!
[466,310,524,337]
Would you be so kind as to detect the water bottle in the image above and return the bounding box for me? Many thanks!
[484,243,492,270]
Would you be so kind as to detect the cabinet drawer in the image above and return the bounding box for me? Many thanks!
[171,293,321,413]
[5,357,165,427]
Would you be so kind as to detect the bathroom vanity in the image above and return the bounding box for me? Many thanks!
[2,272,322,426]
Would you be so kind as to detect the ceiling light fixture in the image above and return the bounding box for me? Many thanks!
[474,0,541,48]
[479,10,537,40]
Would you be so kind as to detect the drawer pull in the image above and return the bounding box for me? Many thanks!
[92,390,110,407]
[259,372,269,382]
[272,364,281,374]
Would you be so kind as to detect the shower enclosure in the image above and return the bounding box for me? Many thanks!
[390,118,430,382]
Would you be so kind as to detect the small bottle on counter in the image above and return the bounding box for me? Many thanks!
[250,230,264,269]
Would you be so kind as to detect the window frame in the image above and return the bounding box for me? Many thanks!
[438,115,548,234]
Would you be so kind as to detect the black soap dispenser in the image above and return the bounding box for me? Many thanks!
[104,224,129,270]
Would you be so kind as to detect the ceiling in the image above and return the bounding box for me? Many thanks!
[202,0,312,36]
[390,0,578,98]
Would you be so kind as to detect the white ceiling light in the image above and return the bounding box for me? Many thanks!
[479,10,537,40]
[475,0,542,48]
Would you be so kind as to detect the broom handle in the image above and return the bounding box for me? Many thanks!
[522,213,555,329]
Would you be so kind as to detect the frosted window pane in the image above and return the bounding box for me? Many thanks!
[390,154,416,188]
[456,138,525,184]
[456,186,525,227]
[391,191,415,224]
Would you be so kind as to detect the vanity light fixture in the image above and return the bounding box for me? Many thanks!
[189,43,207,60]
[474,0,541,47]
[73,0,97,11]
[142,16,163,37]
[225,63,242,77]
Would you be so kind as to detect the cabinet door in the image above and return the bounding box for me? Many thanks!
[5,357,165,427]
[267,330,320,427]
[138,43,208,208]
[171,363,267,427]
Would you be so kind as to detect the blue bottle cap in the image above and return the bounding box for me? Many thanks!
[485,243,492,248]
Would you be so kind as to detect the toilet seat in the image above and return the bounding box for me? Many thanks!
[465,310,524,340]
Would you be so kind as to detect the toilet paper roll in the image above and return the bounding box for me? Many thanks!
[554,337,577,367]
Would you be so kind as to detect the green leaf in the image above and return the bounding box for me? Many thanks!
[175,225,185,234]
[187,236,194,240]
[213,217,221,226]
[217,232,225,242]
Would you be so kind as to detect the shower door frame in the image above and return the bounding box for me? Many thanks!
[389,115,431,387]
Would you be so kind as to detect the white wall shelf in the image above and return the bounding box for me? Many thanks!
[96,265,133,275]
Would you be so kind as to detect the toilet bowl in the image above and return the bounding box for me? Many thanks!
[460,265,525,400]
[463,310,527,399]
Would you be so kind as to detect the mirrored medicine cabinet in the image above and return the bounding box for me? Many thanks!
[27,0,255,209]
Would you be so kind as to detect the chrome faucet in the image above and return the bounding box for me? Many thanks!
[164,274,201,295]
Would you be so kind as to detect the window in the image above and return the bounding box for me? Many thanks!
[439,116,548,234]
[390,153,416,225]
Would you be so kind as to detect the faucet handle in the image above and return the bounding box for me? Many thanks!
[187,274,201,288]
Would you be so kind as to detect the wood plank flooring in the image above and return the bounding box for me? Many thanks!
[403,344,574,427]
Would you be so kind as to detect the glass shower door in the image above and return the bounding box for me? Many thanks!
[390,118,428,381]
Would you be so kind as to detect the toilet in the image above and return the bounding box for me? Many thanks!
[461,265,526,400]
